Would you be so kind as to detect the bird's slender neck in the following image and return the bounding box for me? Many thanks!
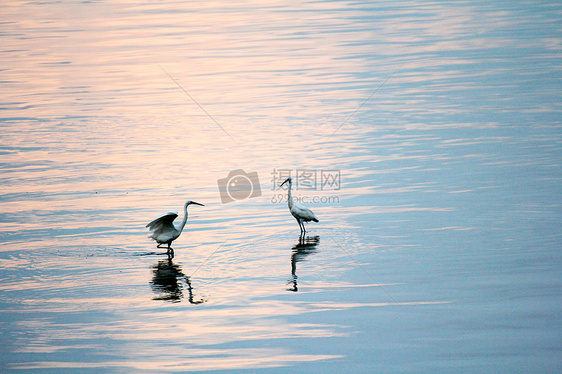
[286,182,294,209]
[179,202,189,230]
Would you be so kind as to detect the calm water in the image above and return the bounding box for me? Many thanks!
[1,1,561,372]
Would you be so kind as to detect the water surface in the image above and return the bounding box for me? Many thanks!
[1,1,561,372]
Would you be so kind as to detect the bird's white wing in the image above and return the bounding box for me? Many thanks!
[146,211,178,235]
[291,203,318,222]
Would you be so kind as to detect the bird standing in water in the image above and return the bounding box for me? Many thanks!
[280,177,319,234]
[146,200,204,255]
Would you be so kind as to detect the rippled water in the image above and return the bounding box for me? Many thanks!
[1,1,561,372]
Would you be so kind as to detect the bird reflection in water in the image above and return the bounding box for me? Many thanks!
[287,235,319,292]
[150,257,205,304]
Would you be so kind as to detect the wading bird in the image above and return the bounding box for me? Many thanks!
[280,177,319,234]
[146,200,204,254]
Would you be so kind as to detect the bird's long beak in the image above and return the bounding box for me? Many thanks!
[280,178,289,187]
[191,201,204,206]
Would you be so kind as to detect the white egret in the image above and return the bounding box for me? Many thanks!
[280,177,319,234]
[146,200,204,253]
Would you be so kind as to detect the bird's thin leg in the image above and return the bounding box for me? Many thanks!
[165,243,174,258]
